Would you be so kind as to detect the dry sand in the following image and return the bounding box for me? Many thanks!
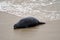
[0,11,60,40]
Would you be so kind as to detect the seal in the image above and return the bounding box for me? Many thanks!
[14,17,45,29]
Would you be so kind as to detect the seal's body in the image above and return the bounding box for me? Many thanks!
[14,17,45,29]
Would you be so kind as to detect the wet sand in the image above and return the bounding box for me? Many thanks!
[0,12,60,40]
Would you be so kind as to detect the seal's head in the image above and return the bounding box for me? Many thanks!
[14,24,18,29]
[14,23,26,29]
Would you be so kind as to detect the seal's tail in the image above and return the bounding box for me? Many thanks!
[38,22,45,25]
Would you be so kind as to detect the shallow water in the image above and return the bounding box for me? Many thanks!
[0,0,60,21]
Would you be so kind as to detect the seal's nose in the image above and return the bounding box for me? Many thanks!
[14,24,17,29]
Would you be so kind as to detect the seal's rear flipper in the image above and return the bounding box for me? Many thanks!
[38,22,45,25]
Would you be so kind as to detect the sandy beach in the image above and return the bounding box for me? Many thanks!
[0,11,60,40]
[0,0,60,40]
